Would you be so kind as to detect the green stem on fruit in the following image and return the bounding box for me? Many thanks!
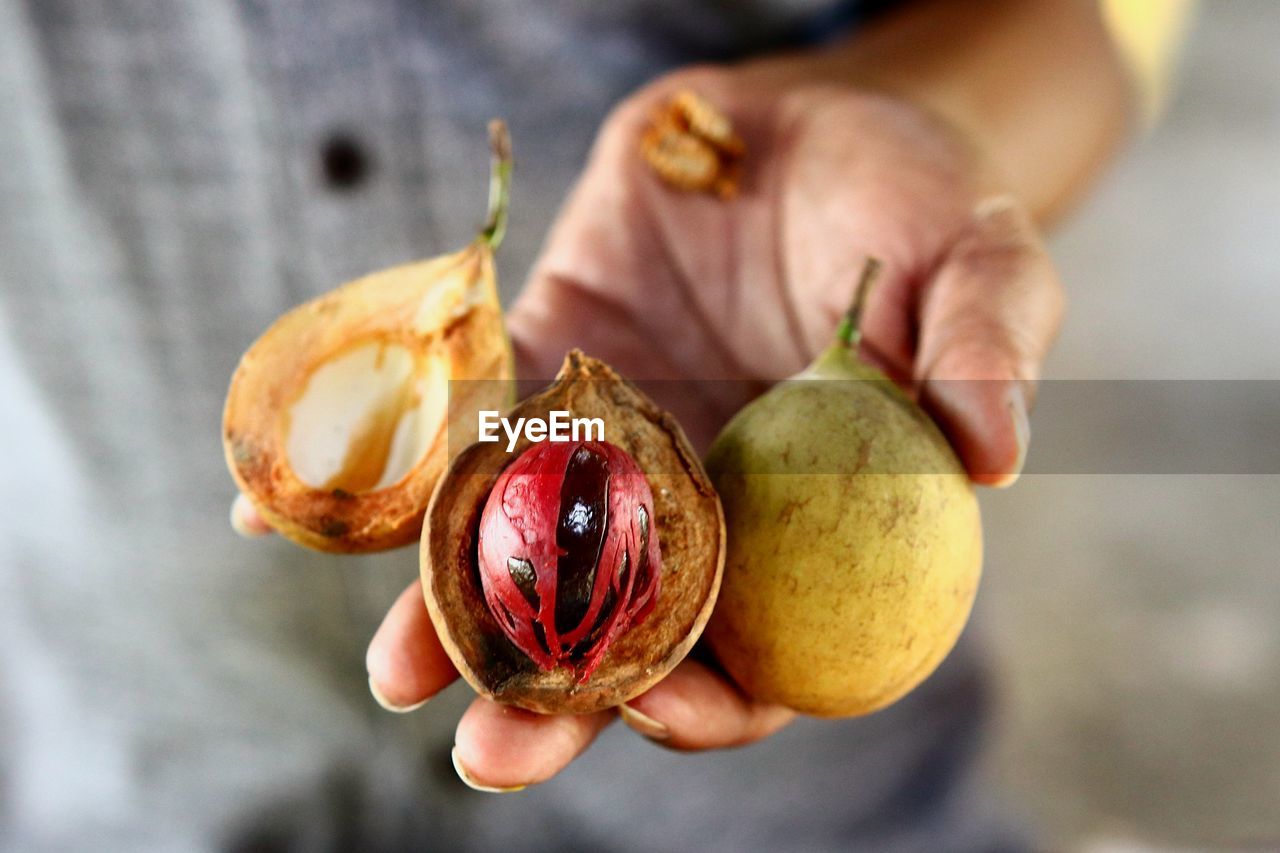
[836,257,883,349]
[481,119,513,250]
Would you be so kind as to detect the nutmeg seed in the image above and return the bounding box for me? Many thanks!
[477,440,661,682]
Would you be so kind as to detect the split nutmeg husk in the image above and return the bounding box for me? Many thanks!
[642,89,744,199]
[222,122,515,552]
[422,351,725,714]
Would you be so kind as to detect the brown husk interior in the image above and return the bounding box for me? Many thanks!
[422,350,725,714]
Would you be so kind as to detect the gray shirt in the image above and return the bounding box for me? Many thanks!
[0,1,1015,850]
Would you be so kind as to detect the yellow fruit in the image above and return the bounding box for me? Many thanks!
[222,122,515,552]
[704,261,982,717]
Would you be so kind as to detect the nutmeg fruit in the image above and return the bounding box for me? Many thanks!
[704,260,983,717]
[222,122,515,552]
[422,351,724,714]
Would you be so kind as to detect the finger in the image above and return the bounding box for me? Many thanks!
[365,580,459,712]
[230,493,274,538]
[914,196,1064,487]
[453,699,614,792]
[620,658,795,751]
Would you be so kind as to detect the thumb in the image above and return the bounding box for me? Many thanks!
[914,196,1065,487]
[230,493,274,537]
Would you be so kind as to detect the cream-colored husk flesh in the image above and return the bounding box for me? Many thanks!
[285,341,449,493]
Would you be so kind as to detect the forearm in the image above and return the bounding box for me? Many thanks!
[766,0,1142,226]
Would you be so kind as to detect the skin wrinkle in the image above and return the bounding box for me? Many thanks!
[539,90,757,391]
[766,102,816,370]
[916,208,1064,389]
[565,83,745,384]
[632,658,794,752]
[638,74,815,383]
[512,273,685,381]
[457,701,606,787]
[915,201,1043,380]
[783,94,968,375]
[635,156,756,385]
[716,140,744,360]
[906,249,962,381]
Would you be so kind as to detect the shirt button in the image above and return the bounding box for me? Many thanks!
[318,132,373,191]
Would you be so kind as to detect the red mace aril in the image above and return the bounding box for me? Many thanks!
[478,440,660,682]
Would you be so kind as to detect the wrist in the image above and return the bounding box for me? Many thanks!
[733,0,1136,227]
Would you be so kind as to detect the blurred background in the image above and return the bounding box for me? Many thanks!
[976,3,1280,848]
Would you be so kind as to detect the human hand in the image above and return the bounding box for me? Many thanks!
[363,63,1063,790]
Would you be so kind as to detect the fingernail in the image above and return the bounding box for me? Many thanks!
[230,494,272,538]
[992,388,1030,489]
[620,704,670,741]
[451,746,527,793]
[368,675,429,714]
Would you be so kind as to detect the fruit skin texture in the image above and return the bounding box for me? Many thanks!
[423,351,724,715]
[704,347,982,718]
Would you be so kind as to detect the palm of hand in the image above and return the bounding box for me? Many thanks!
[509,75,999,449]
